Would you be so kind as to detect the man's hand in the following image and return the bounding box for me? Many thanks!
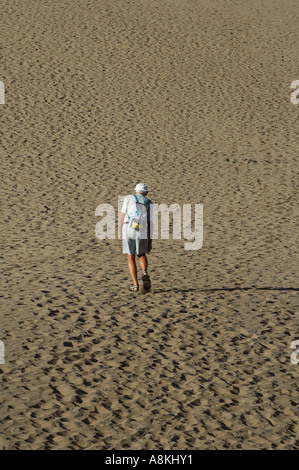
[118,234,122,241]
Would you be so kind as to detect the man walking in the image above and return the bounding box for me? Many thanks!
[118,183,152,292]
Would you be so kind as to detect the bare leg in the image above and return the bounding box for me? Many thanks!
[138,253,151,290]
[127,254,138,286]
[137,254,147,273]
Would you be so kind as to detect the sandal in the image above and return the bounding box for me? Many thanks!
[129,285,139,292]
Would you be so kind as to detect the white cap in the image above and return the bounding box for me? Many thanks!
[134,183,148,192]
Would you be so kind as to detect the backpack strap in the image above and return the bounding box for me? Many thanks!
[133,194,150,206]
[133,194,140,204]
[126,194,140,220]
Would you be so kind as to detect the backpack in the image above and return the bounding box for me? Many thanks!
[128,194,150,236]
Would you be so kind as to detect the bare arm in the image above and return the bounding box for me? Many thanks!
[118,212,125,240]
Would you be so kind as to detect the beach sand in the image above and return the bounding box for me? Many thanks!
[1,0,298,450]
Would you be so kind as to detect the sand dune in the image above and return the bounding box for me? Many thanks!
[1,0,298,450]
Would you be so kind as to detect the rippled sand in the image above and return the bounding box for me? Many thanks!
[1,0,298,450]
